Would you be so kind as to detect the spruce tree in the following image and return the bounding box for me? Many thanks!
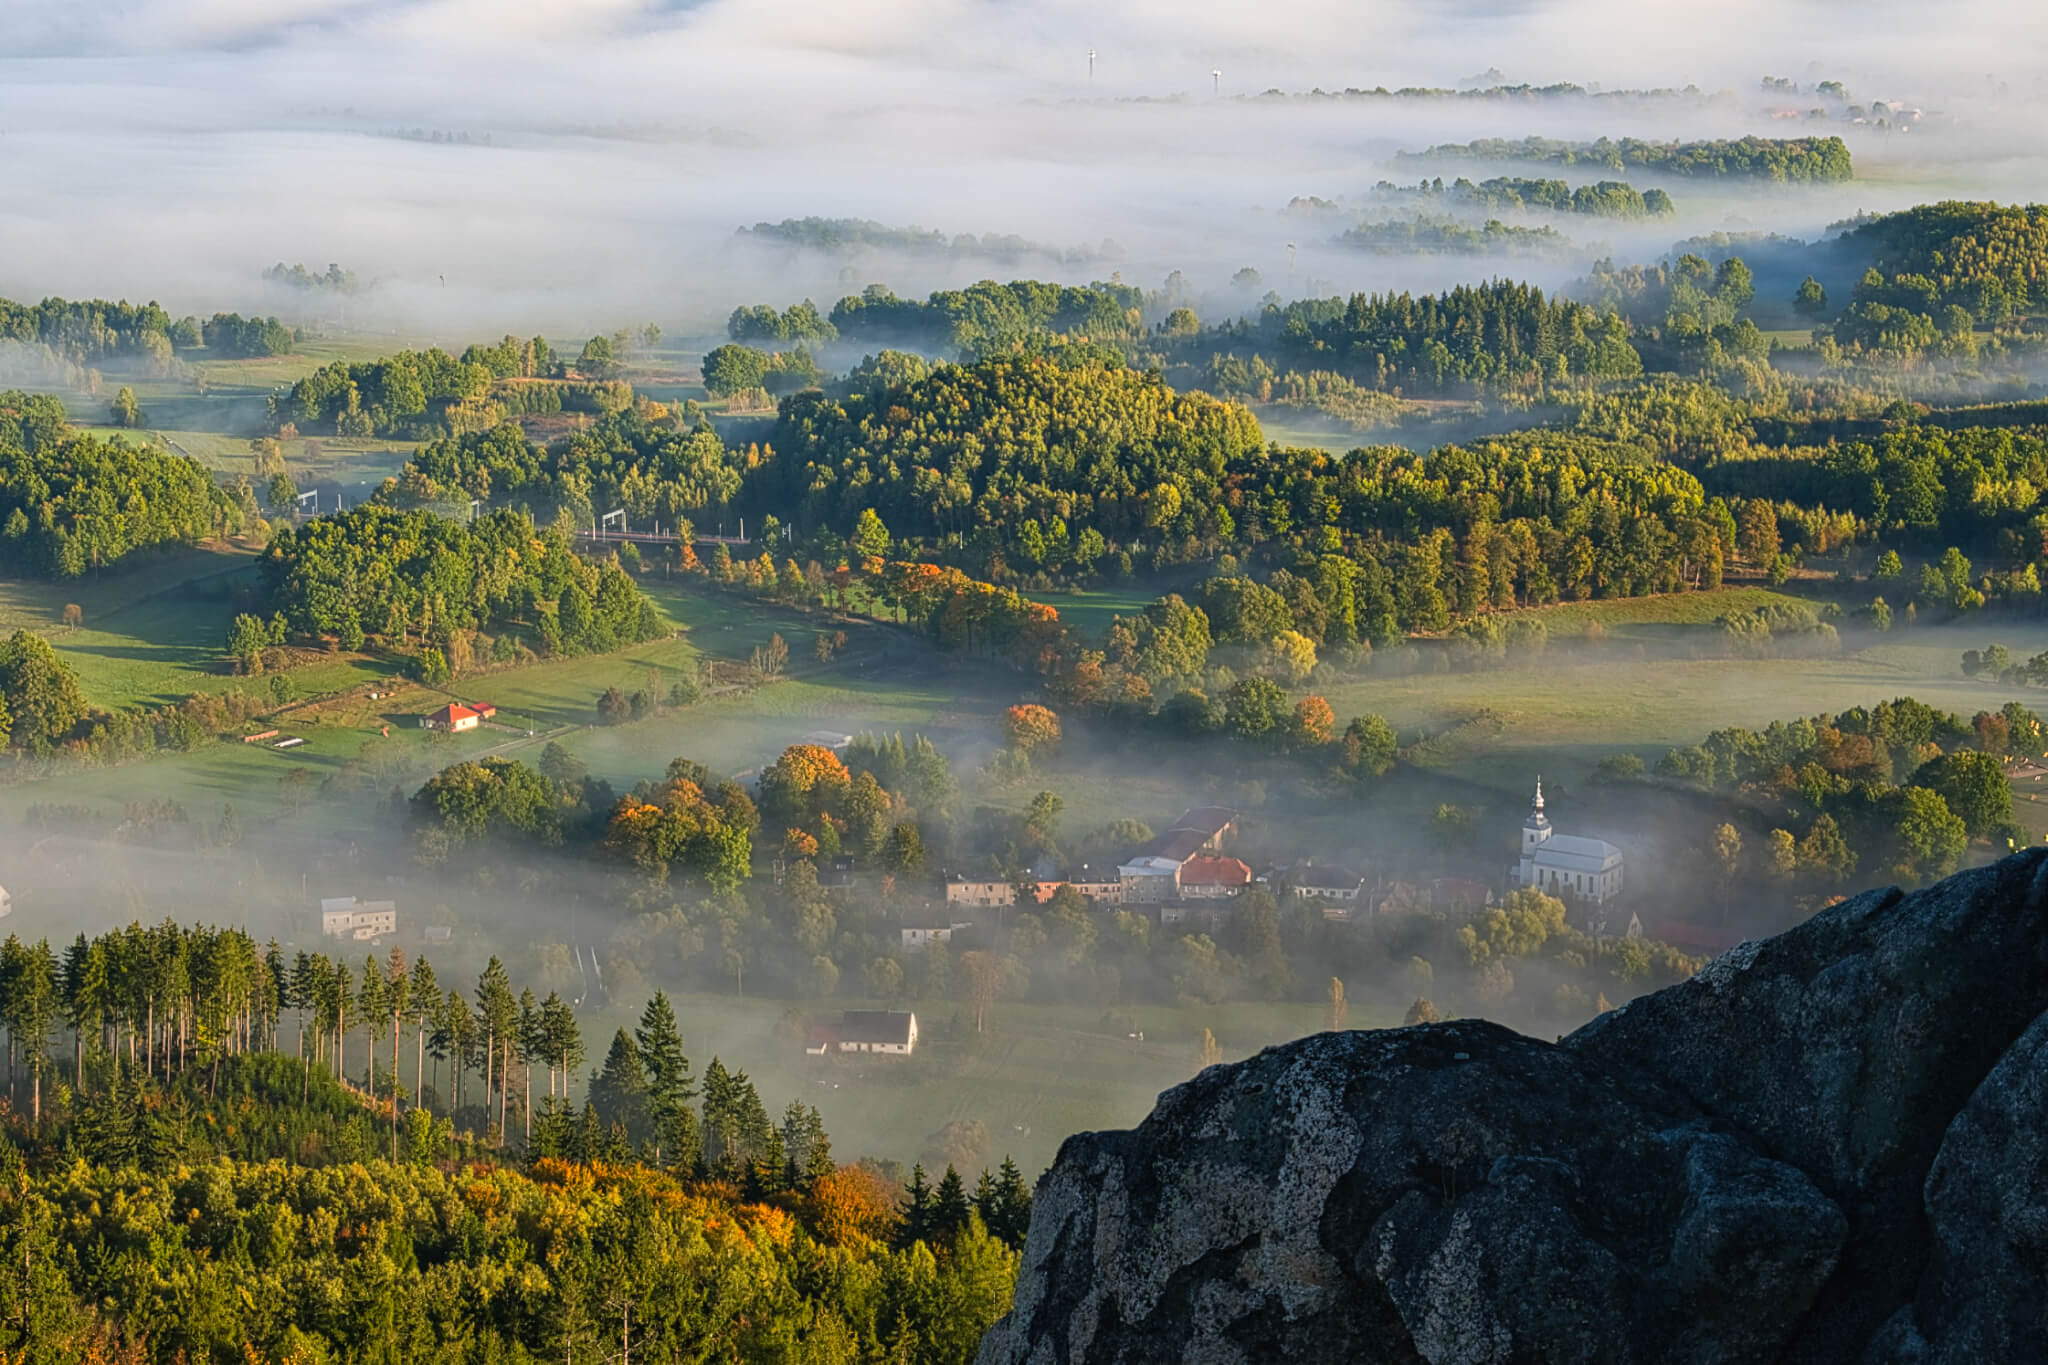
[897,1163,932,1249]
[634,992,695,1167]
[931,1165,971,1245]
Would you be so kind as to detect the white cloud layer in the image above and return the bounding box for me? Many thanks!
[1,0,2042,333]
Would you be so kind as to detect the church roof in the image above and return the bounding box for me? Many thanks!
[1527,834,1623,873]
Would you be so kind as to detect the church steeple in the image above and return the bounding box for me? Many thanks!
[1522,776,1551,850]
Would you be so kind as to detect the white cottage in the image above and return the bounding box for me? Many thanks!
[1514,779,1623,903]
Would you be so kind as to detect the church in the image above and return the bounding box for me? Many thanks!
[1514,779,1624,903]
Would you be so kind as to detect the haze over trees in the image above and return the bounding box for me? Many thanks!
[1395,134,1855,182]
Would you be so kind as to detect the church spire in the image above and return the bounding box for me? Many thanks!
[1524,776,1551,838]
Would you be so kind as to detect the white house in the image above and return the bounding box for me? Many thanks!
[1291,863,1367,904]
[1514,780,1624,903]
[320,897,398,940]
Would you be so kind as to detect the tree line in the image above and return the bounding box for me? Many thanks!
[264,336,636,441]
[1627,694,2030,886]
[1395,134,1854,182]
[1367,175,1676,217]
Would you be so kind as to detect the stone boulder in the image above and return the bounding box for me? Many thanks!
[980,850,2048,1364]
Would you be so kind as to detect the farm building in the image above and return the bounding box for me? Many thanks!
[421,703,481,733]
[814,1010,919,1056]
[1171,807,1239,851]
[1117,808,1241,902]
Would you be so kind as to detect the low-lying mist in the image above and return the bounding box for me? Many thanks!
[5,1,2048,340]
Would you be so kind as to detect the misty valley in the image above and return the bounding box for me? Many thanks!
[4,12,2048,1360]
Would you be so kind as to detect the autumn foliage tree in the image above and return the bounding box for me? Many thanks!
[1290,696,1336,747]
[1003,704,1062,753]
[759,743,852,824]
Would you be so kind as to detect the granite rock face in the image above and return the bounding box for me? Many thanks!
[979,851,2048,1365]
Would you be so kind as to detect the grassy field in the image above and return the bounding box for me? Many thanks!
[1320,620,2048,799]
[1494,584,1821,633]
[518,988,1381,1177]
[1029,585,1157,642]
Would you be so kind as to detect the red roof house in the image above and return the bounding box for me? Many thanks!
[421,703,481,733]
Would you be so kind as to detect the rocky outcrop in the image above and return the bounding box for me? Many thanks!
[979,851,2048,1364]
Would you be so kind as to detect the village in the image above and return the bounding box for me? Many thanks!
[769,782,1638,1060]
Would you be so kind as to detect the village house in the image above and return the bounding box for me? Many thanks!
[1177,855,1252,899]
[945,875,1016,909]
[1029,865,1125,905]
[899,916,971,951]
[1117,807,1240,901]
[1118,849,1192,902]
[1286,862,1368,905]
[1514,780,1624,903]
[421,703,481,733]
[805,1010,918,1056]
[320,897,398,940]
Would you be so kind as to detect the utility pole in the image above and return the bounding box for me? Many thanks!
[1088,49,1095,83]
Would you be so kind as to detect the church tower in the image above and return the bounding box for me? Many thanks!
[1521,777,1552,855]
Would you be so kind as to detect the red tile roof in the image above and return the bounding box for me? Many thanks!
[1180,855,1252,887]
[429,703,478,724]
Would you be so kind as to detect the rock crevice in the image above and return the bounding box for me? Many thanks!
[979,851,2048,1364]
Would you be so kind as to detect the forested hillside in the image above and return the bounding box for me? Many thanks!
[259,505,662,657]
[0,923,1019,1363]
[0,394,239,577]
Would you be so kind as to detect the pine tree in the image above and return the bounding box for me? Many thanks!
[408,957,438,1113]
[474,958,516,1141]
